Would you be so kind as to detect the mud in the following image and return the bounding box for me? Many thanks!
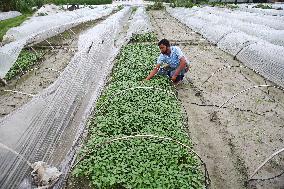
[149,9,284,189]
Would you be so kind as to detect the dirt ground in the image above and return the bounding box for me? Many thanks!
[149,10,284,189]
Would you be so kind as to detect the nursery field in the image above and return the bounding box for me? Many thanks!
[0,3,283,189]
[68,42,206,188]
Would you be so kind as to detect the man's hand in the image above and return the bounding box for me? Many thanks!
[141,78,149,84]
[145,64,160,81]
[171,75,177,82]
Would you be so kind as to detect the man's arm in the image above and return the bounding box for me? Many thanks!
[172,57,187,81]
[145,64,161,80]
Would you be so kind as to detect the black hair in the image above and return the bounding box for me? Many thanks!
[158,39,170,47]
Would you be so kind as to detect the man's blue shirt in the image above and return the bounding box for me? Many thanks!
[156,46,189,68]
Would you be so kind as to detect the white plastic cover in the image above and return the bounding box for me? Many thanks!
[35,4,62,16]
[214,8,284,30]
[218,31,260,56]
[197,7,284,46]
[0,11,21,21]
[127,6,153,35]
[236,42,284,87]
[238,3,284,16]
[3,6,113,43]
[167,6,284,88]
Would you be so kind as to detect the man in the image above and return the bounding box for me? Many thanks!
[145,39,190,83]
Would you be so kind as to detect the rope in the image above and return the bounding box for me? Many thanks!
[219,85,284,109]
[248,170,284,182]
[201,65,248,86]
[249,148,284,180]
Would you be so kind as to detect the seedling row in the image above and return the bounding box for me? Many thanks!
[73,35,205,188]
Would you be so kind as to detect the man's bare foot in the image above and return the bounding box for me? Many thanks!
[172,80,182,87]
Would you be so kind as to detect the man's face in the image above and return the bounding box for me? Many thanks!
[159,44,169,55]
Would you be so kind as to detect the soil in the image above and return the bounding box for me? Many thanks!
[149,9,284,189]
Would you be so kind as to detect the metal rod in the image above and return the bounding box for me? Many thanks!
[30,46,38,55]
[45,40,54,50]
[69,29,76,35]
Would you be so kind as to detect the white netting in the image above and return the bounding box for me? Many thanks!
[216,9,284,30]
[167,6,284,88]
[127,7,152,35]
[201,24,236,44]
[272,3,284,10]
[168,7,235,44]
[169,6,284,46]
[3,6,113,43]
[238,3,284,16]
[0,39,26,75]
[0,6,113,79]
[217,31,260,56]
[34,4,62,16]
[167,7,207,33]
[0,6,155,188]
[236,42,284,87]
[0,11,21,21]
[197,7,284,46]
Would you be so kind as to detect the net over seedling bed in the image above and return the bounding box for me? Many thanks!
[0,6,113,79]
[167,6,284,88]
[0,6,156,188]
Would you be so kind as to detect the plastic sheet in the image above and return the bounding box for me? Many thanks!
[0,11,21,21]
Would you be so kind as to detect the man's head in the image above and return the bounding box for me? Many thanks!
[158,39,170,55]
